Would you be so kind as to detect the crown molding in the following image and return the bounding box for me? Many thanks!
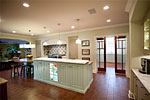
[38,23,129,38]
[0,32,38,39]
[125,0,135,13]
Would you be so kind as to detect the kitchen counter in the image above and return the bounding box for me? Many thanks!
[132,69,150,93]
[33,58,93,94]
[0,77,8,100]
[0,78,8,85]
[34,58,89,64]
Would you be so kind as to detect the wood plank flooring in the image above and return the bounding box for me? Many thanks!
[0,66,130,100]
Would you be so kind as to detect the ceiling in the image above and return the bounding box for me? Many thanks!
[0,0,129,36]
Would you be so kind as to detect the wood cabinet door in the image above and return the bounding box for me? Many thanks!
[33,61,38,79]
[58,63,66,84]
[38,61,42,79]
[71,64,83,89]
[45,62,50,80]
[65,64,73,86]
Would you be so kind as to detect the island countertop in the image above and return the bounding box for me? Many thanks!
[34,58,90,64]
[0,78,8,85]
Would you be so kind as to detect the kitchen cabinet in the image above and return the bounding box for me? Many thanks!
[33,58,93,94]
[131,69,150,100]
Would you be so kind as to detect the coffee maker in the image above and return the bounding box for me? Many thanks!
[139,58,150,74]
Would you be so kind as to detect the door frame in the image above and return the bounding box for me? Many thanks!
[115,36,126,74]
[97,37,106,71]
[94,33,129,75]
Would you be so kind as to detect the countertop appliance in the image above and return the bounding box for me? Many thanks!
[139,58,150,74]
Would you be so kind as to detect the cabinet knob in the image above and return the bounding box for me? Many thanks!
[145,93,149,96]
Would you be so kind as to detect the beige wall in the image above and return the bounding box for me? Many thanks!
[0,32,37,57]
[129,0,150,93]
[38,24,129,74]
[129,0,150,70]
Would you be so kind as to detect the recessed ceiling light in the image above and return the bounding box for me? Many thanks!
[71,26,75,29]
[12,30,16,33]
[47,30,50,33]
[103,5,109,10]
[106,19,111,23]
[31,34,34,36]
[23,2,30,8]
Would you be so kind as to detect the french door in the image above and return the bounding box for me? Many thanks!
[115,36,126,74]
[97,37,106,71]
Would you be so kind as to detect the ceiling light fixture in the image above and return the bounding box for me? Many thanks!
[23,2,30,7]
[103,5,109,10]
[12,30,16,33]
[47,30,50,33]
[75,19,81,44]
[31,33,34,36]
[57,23,62,45]
[106,19,111,23]
[71,26,75,29]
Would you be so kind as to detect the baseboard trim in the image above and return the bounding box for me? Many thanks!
[128,90,134,99]
[34,77,93,94]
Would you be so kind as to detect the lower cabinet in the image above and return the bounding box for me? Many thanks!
[133,75,150,100]
[58,63,84,89]
[34,60,93,94]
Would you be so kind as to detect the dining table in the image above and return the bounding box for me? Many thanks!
[13,58,33,63]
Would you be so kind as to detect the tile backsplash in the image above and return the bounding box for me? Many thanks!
[44,44,67,55]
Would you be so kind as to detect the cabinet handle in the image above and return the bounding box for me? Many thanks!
[145,93,149,96]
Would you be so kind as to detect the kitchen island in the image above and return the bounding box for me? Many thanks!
[33,58,93,94]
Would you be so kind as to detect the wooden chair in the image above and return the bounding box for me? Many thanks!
[26,62,34,77]
[10,62,19,77]
[20,63,27,77]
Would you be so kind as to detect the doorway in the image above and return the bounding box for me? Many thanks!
[96,36,127,74]
[68,36,78,59]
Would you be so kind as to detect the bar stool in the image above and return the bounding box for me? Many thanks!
[20,63,26,77]
[11,62,19,77]
[26,62,34,77]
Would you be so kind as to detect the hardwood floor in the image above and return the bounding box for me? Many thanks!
[0,67,130,100]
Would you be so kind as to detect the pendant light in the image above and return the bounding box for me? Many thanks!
[43,42,48,46]
[19,30,35,48]
[76,19,81,44]
[57,23,62,45]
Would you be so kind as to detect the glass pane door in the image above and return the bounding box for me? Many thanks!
[115,36,126,73]
[96,37,106,71]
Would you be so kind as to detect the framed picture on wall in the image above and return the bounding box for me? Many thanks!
[82,57,90,61]
[82,49,90,55]
[82,40,90,46]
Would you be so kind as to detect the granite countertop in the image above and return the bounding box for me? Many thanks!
[132,69,150,93]
[0,78,8,85]
[34,58,89,64]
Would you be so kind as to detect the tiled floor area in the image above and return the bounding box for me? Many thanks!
[0,66,130,100]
